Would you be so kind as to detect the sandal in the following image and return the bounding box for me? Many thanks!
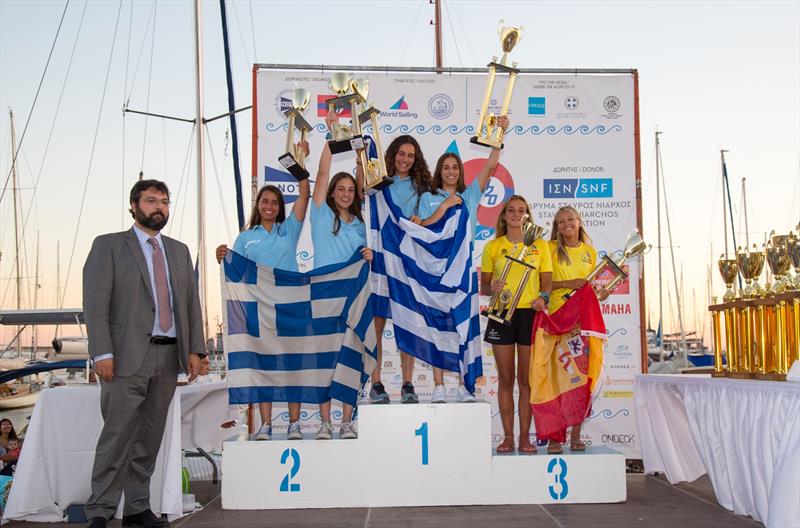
[570,440,586,452]
[547,441,563,455]
[496,436,515,454]
[518,441,537,455]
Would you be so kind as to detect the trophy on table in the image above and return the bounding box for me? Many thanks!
[564,229,650,300]
[736,246,765,298]
[765,233,792,293]
[277,88,312,180]
[718,256,739,302]
[325,72,365,154]
[482,214,546,325]
[787,229,800,290]
[470,20,523,150]
[352,79,392,194]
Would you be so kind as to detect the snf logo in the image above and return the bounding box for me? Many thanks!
[543,178,613,199]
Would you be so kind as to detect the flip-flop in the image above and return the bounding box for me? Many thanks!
[518,443,537,455]
[496,437,515,453]
[547,442,563,455]
[570,441,586,452]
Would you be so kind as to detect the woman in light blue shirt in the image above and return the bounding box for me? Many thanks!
[216,149,310,442]
[371,133,433,405]
[310,133,372,440]
[415,116,508,404]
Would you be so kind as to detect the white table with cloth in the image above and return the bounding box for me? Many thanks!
[2,380,232,523]
[634,374,800,528]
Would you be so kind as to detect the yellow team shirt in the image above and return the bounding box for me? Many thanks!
[481,236,552,309]
[548,240,597,313]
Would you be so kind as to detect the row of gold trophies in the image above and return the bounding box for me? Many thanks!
[712,228,800,380]
[275,21,524,192]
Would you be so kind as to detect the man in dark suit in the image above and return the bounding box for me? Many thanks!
[83,180,207,528]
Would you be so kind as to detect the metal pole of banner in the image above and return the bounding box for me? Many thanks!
[254,64,636,75]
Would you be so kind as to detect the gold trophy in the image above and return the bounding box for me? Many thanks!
[352,80,392,194]
[765,234,792,293]
[326,72,365,155]
[482,214,546,325]
[736,246,762,298]
[277,88,312,180]
[470,20,523,149]
[564,229,650,300]
[787,230,800,290]
[718,256,739,302]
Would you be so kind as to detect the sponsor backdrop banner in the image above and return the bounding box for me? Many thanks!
[252,67,641,457]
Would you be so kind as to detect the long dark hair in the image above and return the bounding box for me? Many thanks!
[247,185,286,229]
[0,418,18,442]
[550,205,593,265]
[326,172,364,235]
[431,153,465,194]
[384,135,432,199]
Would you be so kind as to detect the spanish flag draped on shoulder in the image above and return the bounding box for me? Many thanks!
[529,284,607,443]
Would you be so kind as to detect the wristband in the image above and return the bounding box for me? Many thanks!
[539,292,550,304]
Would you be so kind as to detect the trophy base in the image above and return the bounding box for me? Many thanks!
[725,371,753,379]
[753,372,786,381]
[488,60,521,75]
[469,135,504,150]
[710,370,727,378]
[329,135,364,155]
[487,313,513,326]
[364,176,393,196]
[277,153,310,181]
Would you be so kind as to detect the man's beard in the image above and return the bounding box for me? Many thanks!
[135,207,169,231]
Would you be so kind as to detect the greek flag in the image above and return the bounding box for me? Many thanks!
[222,250,377,407]
[370,189,483,393]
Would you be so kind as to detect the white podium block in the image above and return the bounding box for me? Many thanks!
[491,447,626,503]
[358,402,492,506]
[222,401,626,509]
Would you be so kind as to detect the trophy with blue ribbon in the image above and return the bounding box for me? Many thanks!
[325,72,365,155]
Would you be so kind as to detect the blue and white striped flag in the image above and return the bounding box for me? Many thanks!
[221,250,377,407]
[369,189,483,393]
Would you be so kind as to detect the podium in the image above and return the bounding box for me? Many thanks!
[222,402,626,509]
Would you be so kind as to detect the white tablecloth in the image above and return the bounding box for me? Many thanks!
[634,374,800,527]
[2,380,231,523]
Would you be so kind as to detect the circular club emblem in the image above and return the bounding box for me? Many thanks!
[463,158,514,229]
[565,96,579,110]
[603,95,621,113]
[274,88,294,118]
[428,93,454,120]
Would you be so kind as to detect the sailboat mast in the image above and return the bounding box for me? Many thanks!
[33,231,39,358]
[9,109,22,357]
[720,149,729,257]
[655,130,663,360]
[433,0,443,68]
[741,177,750,247]
[194,0,209,340]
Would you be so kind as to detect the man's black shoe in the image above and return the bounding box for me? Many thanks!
[121,509,169,527]
[86,517,107,528]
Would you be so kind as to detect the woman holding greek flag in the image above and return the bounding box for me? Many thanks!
[310,113,372,440]
[370,133,433,405]
[215,142,310,442]
[414,115,509,404]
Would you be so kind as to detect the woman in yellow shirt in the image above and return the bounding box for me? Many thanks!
[543,205,607,454]
[481,196,552,454]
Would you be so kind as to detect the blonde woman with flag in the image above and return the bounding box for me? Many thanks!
[481,196,552,454]
[531,205,608,455]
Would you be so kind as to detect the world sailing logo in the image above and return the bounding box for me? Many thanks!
[382,95,418,119]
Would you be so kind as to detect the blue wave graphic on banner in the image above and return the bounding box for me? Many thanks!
[264,122,622,136]
[587,408,631,420]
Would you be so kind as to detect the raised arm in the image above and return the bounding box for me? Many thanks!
[312,141,332,207]
[293,141,312,221]
[475,115,509,192]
